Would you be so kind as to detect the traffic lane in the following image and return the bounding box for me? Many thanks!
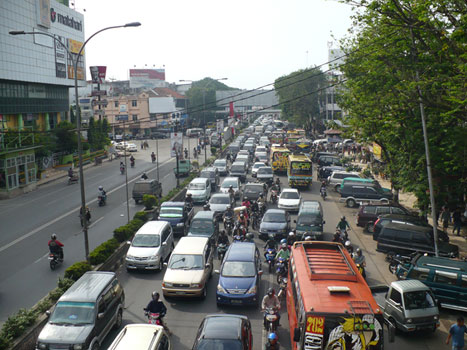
[0,158,178,322]
[331,188,455,349]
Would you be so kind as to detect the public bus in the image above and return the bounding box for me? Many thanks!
[294,138,313,154]
[270,146,290,174]
[287,154,313,188]
[270,131,285,145]
[287,241,386,350]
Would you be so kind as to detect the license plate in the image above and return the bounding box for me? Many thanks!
[176,291,185,295]
[231,300,242,304]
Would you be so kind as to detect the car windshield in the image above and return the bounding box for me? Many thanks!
[258,168,272,175]
[214,160,226,166]
[297,214,320,225]
[200,171,214,178]
[210,196,230,204]
[263,212,286,223]
[231,165,245,172]
[196,339,242,350]
[221,180,237,189]
[160,207,183,217]
[281,191,299,199]
[190,220,213,234]
[132,234,161,247]
[244,185,263,194]
[168,254,203,269]
[222,261,256,277]
[50,301,95,325]
[253,163,265,169]
[188,183,205,190]
[403,290,436,310]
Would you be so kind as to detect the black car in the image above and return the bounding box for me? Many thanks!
[150,132,169,139]
[372,213,430,240]
[376,222,458,258]
[317,155,342,167]
[312,151,337,162]
[243,183,266,202]
[357,204,411,230]
[229,162,247,183]
[192,314,253,350]
[158,201,194,236]
[339,183,393,208]
[318,165,346,180]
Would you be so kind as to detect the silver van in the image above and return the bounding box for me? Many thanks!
[36,272,125,350]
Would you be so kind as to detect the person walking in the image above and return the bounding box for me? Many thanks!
[446,316,467,350]
[452,208,462,236]
[441,206,451,233]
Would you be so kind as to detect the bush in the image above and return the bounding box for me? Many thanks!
[0,333,12,350]
[210,147,217,154]
[113,224,134,242]
[143,194,158,210]
[1,308,37,340]
[64,261,92,281]
[89,238,120,265]
[362,168,372,178]
[133,211,149,222]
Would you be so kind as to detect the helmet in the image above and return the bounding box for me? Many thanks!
[268,234,274,240]
[246,233,253,240]
[267,287,275,296]
[187,193,192,197]
[356,248,362,255]
[229,185,233,189]
[280,239,287,245]
[304,236,312,241]
[341,216,345,220]
[289,231,295,236]
[267,332,278,343]
[345,240,351,247]
[240,213,244,218]
[51,234,57,240]
[281,243,287,249]
[151,291,160,300]
[203,204,210,210]
[98,186,103,191]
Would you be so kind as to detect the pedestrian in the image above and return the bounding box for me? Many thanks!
[441,206,451,233]
[144,140,148,149]
[140,141,144,150]
[446,316,467,350]
[452,208,462,236]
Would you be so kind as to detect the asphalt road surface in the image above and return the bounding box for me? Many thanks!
[0,137,203,323]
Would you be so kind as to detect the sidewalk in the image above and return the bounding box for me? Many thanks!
[354,159,467,257]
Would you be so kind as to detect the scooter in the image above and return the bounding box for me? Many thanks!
[275,257,288,284]
[130,159,135,168]
[251,211,260,230]
[224,217,233,235]
[120,166,125,175]
[233,234,244,242]
[320,186,327,200]
[98,194,106,207]
[67,175,79,185]
[48,251,63,270]
[146,312,162,325]
[264,307,279,333]
[265,248,276,273]
[270,190,278,204]
[218,243,228,262]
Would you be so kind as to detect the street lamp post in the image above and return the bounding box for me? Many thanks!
[10,22,141,262]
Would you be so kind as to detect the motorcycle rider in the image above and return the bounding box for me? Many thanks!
[320,180,327,197]
[193,147,198,159]
[242,198,251,212]
[98,186,107,204]
[276,243,290,261]
[223,205,234,221]
[203,204,210,211]
[336,216,350,236]
[184,148,188,159]
[48,234,64,260]
[239,212,248,228]
[218,230,230,246]
[185,193,194,208]
[141,172,148,180]
[68,167,74,178]
[257,193,266,213]
[287,231,297,246]
[274,177,281,192]
[251,200,259,214]
[244,232,254,242]
[119,161,125,174]
[265,332,279,350]
[262,288,281,328]
[151,152,156,163]
[144,291,170,333]
[228,185,235,199]
[129,155,135,167]
[353,248,366,278]
[264,234,278,251]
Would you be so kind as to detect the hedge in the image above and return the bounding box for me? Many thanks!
[133,210,149,222]
[89,238,120,265]
[64,261,92,281]
[143,194,158,210]
[113,218,144,243]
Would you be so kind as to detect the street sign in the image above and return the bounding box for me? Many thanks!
[91,90,107,96]
[92,100,108,107]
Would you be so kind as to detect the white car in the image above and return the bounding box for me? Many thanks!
[278,188,301,211]
[127,143,138,152]
[251,162,266,177]
[107,324,171,350]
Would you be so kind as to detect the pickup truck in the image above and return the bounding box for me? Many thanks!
[371,280,439,333]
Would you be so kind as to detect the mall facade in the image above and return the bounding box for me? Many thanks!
[0,0,85,198]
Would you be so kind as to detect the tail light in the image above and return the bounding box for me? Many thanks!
[374,218,380,230]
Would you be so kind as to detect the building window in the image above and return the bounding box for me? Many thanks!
[114,101,119,108]
[131,100,137,107]
[132,115,138,121]
[8,173,18,189]
[150,114,156,121]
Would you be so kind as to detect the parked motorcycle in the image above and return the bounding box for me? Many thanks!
[218,243,228,262]
[264,307,279,333]
[275,257,288,284]
[265,248,277,273]
[386,252,416,276]
[48,251,63,270]
[67,175,79,185]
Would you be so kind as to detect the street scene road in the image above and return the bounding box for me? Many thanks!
[0,137,205,323]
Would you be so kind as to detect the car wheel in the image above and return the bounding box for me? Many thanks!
[334,184,340,192]
[381,198,389,204]
[113,309,123,330]
[346,199,356,208]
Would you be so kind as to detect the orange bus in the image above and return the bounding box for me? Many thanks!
[286,241,386,350]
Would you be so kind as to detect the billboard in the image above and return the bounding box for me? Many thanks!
[170,132,183,158]
[90,66,107,84]
[130,69,166,88]
[216,119,224,134]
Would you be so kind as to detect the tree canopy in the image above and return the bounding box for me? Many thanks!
[337,0,466,210]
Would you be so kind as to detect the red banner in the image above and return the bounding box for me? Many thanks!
[229,102,234,117]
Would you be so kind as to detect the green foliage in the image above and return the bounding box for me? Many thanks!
[338,0,467,209]
[0,333,12,350]
[113,224,134,242]
[87,117,110,151]
[143,194,158,210]
[64,261,92,281]
[1,308,37,341]
[53,121,77,154]
[133,211,149,222]
[211,146,217,154]
[89,238,120,265]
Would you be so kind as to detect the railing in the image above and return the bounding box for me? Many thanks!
[0,128,36,151]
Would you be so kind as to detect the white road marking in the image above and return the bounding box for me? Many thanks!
[33,252,49,264]
[0,158,176,253]
[89,216,104,228]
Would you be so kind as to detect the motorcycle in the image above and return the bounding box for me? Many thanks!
[79,208,91,227]
[270,190,278,204]
[151,154,156,163]
[277,276,287,301]
[233,234,244,242]
[130,159,135,168]
[263,307,279,333]
[320,186,327,200]
[224,217,234,235]
[120,166,125,175]
[98,194,106,207]
[265,248,277,273]
[258,201,267,215]
[275,257,288,284]
[386,252,415,276]
[218,243,228,262]
[67,175,79,185]
[251,211,260,230]
[355,263,366,279]
[48,251,63,270]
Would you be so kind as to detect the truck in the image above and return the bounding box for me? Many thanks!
[371,280,439,333]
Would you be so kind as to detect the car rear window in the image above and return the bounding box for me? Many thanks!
[363,206,376,214]
[133,183,151,191]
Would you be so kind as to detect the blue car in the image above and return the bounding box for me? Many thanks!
[216,242,263,307]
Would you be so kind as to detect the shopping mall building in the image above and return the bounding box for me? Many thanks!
[0,0,85,198]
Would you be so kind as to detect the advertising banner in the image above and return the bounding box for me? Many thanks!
[36,0,51,29]
[68,38,84,55]
[54,34,66,78]
[90,66,107,84]
[119,104,127,113]
[216,119,224,134]
[170,132,183,157]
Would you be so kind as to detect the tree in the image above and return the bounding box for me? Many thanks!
[274,67,328,133]
[53,121,77,154]
[338,0,467,210]
[87,117,96,149]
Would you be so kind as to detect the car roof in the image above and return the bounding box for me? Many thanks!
[202,167,217,172]
[191,177,209,184]
[211,193,230,198]
[392,280,430,293]
[384,222,432,233]
[258,166,272,171]
[161,201,185,207]
[109,324,164,350]
[193,211,216,220]
[413,255,467,273]
[222,177,239,183]
[300,200,321,211]
[214,159,226,163]
[245,182,263,187]
[60,272,115,302]
[174,236,209,254]
[265,209,286,214]
[136,221,169,235]
[281,188,299,193]
[202,314,246,339]
[225,242,256,261]
[253,162,266,166]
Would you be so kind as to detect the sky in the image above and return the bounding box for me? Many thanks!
[77,0,354,90]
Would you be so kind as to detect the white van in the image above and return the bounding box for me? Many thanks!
[108,324,171,350]
[125,221,174,271]
[186,128,203,137]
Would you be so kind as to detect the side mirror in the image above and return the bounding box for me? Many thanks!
[126,241,131,245]
[214,269,220,274]
[45,310,51,317]
[162,242,167,246]
[163,262,168,267]
[97,313,105,320]
[258,270,263,276]
[293,327,301,342]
